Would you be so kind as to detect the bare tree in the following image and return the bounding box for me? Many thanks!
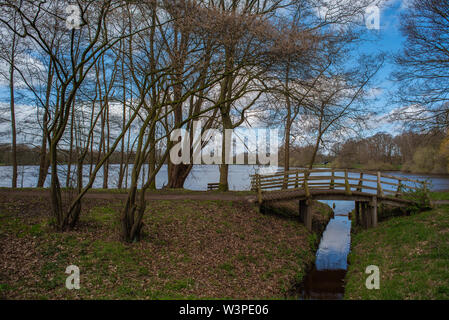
[392,0,449,130]
[0,7,21,188]
[0,0,163,231]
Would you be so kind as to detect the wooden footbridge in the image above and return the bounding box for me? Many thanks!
[250,169,428,231]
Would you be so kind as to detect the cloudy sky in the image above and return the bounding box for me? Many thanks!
[357,0,413,134]
[0,0,415,146]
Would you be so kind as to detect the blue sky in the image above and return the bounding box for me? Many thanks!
[356,0,410,135]
[0,0,412,145]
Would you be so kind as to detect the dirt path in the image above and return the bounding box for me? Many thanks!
[3,189,448,207]
[0,188,257,203]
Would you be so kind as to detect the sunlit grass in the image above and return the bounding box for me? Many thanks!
[345,204,449,299]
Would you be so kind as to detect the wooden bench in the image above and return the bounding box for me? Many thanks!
[207,183,219,191]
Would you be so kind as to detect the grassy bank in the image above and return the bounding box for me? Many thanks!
[345,200,449,299]
[0,191,328,299]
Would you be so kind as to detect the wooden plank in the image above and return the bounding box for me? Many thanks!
[330,169,335,190]
[357,172,363,192]
[395,179,402,197]
[377,172,384,197]
[299,200,312,231]
[295,171,299,189]
[345,169,352,195]
[303,170,310,198]
[251,169,425,186]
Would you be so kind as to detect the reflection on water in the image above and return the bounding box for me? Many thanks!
[300,201,353,300]
[315,214,351,270]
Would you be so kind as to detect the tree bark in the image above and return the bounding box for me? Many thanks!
[9,31,17,189]
[37,61,53,188]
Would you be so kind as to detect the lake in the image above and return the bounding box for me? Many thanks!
[1,164,449,191]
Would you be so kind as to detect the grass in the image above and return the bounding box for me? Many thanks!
[345,202,449,299]
[0,193,328,300]
[429,192,449,201]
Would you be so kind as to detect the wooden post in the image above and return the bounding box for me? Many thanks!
[370,196,378,228]
[299,200,305,223]
[295,171,299,189]
[360,203,365,228]
[330,169,335,190]
[355,201,360,226]
[344,169,352,195]
[361,202,371,229]
[303,170,310,198]
[282,172,288,190]
[396,179,402,198]
[423,181,430,202]
[377,172,384,198]
[257,174,262,205]
[357,172,363,192]
[299,199,312,231]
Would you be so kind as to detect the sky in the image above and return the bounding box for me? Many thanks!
[0,0,414,146]
[355,0,411,135]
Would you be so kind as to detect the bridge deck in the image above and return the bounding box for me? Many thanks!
[251,168,428,207]
[261,188,414,207]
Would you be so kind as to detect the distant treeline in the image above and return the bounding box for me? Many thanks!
[279,130,449,174]
[4,130,448,176]
[278,144,332,168]
[332,130,449,174]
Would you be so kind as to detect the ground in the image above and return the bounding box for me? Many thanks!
[0,189,329,300]
[345,194,449,299]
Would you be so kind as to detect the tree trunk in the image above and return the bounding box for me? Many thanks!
[103,98,110,189]
[309,133,323,170]
[9,35,17,189]
[49,141,63,229]
[167,163,191,189]
[121,174,146,242]
[219,112,233,191]
[282,62,292,189]
[67,160,84,230]
[147,127,156,189]
[66,100,75,187]
[282,121,291,189]
[37,59,54,188]
[37,107,50,187]
[284,123,291,172]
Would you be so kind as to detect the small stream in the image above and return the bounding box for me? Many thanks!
[298,201,354,300]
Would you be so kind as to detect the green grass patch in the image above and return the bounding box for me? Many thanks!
[345,205,449,300]
[429,191,449,201]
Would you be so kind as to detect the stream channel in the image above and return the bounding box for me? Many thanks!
[298,200,354,299]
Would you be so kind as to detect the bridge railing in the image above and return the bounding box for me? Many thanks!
[250,169,428,202]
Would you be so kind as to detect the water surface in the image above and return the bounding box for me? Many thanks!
[299,201,352,300]
[1,165,448,191]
